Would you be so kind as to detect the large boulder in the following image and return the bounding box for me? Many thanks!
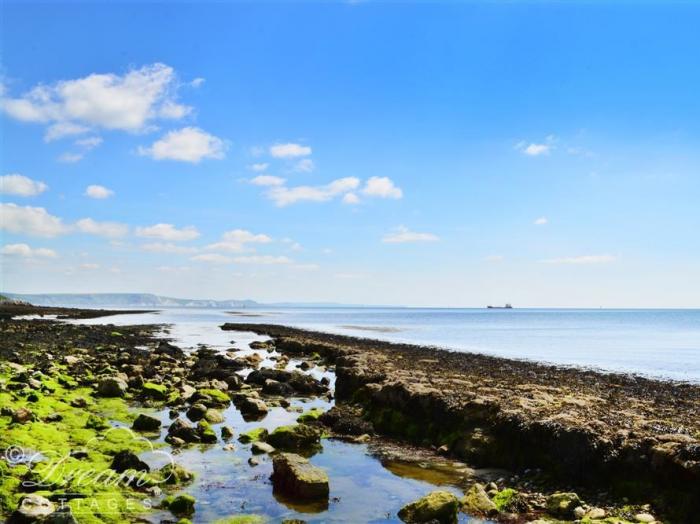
[545,492,581,518]
[237,397,269,416]
[132,413,161,432]
[461,483,497,516]
[110,450,150,473]
[267,424,321,451]
[97,377,128,397]
[271,453,329,500]
[166,418,201,444]
[9,494,55,523]
[398,490,460,523]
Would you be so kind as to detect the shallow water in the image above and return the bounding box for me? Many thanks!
[72,306,700,382]
[71,310,485,523]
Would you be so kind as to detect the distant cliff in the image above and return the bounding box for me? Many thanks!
[1,293,260,308]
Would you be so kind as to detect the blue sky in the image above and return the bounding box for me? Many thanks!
[1,1,699,307]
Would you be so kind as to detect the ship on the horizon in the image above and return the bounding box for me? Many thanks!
[487,303,513,309]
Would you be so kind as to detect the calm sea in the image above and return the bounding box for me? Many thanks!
[72,307,700,383]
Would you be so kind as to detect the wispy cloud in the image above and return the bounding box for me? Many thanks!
[269,143,311,158]
[516,135,556,156]
[1,243,57,259]
[135,223,200,241]
[382,226,439,244]
[141,242,198,254]
[534,216,548,225]
[266,177,360,206]
[542,255,618,265]
[75,218,129,238]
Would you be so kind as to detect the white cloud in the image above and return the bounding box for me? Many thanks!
[266,177,360,206]
[534,216,548,225]
[362,176,403,199]
[382,226,439,244]
[141,242,198,254]
[191,253,232,264]
[222,229,272,244]
[75,136,103,150]
[75,218,128,238]
[269,143,311,158]
[484,255,504,262]
[79,263,100,270]
[294,158,315,173]
[251,175,285,187]
[138,127,226,163]
[0,174,48,196]
[233,255,292,265]
[542,255,618,265]
[1,243,57,258]
[44,122,90,142]
[85,184,114,199]
[0,203,69,237]
[135,223,200,241]
[1,63,190,134]
[206,229,272,253]
[58,152,83,163]
[190,78,205,88]
[342,192,360,205]
[248,163,269,172]
[516,136,556,156]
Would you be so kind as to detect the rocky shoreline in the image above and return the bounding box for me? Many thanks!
[1,304,697,524]
[221,323,700,523]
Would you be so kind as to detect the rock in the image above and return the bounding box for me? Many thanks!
[267,424,321,451]
[165,494,195,516]
[398,490,460,523]
[70,397,88,408]
[85,414,109,430]
[9,494,55,523]
[97,377,128,397]
[110,450,150,473]
[160,463,194,485]
[248,457,259,467]
[271,453,329,500]
[573,506,586,519]
[238,427,269,443]
[203,408,224,423]
[461,483,498,516]
[586,507,606,519]
[635,514,656,523]
[221,425,235,439]
[319,405,373,436]
[186,403,208,421]
[263,379,293,396]
[142,382,169,400]
[132,413,161,432]
[545,492,581,518]
[197,421,218,443]
[12,407,34,424]
[238,397,269,416]
[167,418,201,443]
[251,441,276,454]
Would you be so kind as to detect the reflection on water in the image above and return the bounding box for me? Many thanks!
[71,310,488,523]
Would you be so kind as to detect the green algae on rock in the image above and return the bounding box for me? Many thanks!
[398,490,460,524]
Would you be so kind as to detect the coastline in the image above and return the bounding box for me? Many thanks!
[222,322,700,522]
[1,304,697,523]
